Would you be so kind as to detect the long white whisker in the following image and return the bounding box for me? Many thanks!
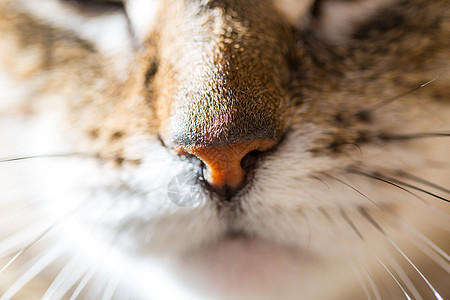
[0,198,92,275]
[361,259,382,300]
[382,252,423,300]
[332,174,445,298]
[69,266,98,300]
[317,207,380,300]
[359,208,445,300]
[0,203,40,228]
[45,199,118,300]
[101,275,121,300]
[350,263,372,300]
[0,220,52,264]
[42,254,90,300]
[400,220,449,263]
[388,212,450,273]
[85,279,107,300]
[340,209,415,299]
[372,254,412,300]
[0,244,65,300]
[0,187,40,205]
[409,237,450,273]
[0,153,92,163]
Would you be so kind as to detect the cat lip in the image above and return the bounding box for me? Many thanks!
[176,232,308,294]
[184,232,301,266]
[211,230,301,256]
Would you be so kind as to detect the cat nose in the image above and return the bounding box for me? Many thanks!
[175,139,276,189]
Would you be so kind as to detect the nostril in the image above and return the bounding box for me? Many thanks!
[174,139,276,191]
[240,149,262,174]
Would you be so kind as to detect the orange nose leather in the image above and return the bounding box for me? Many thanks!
[176,140,276,189]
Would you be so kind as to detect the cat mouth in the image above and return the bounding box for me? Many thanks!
[191,228,307,267]
[174,231,314,295]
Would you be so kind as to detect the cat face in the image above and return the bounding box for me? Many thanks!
[0,0,449,299]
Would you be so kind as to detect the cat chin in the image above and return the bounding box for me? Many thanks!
[61,234,322,300]
[170,235,318,299]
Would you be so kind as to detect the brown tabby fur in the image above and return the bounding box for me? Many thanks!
[0,0,449,299]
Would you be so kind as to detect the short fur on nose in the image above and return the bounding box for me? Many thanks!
[176,139,276,189]
[156,0,288,190]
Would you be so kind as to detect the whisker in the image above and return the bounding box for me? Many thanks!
[375,207,449,273]
[409,236,450,274]
[0,186,40,205]
[0,199,92,275]
[350,263,373,300]
[310,175,331,189]
[362,74,441,113]
[324,174,380,207]
[372,253,412,300]
[397,220,450,273]
[297,209,312,248]
[370,172,450,204]
[317,207,380,300]
[399,219,449,262]
[317,207,334,225]
[69,266,98,300]
[0,220,52,264]
[358,208,445,300]
[361,258,382,300]
[0,203,40,227]
[42,255,89,300]
[0,153,91,163]
[340,209,364,240]
[382,253,423,300]
[84,269,108,300]
[340,210,424,299]
[101,275,120,300]
[396,171,450,195]
[63,202,119,299]
[341,142,363,155]
[379,132,450,141]
[348,169,450,221]
[321,208,382,300]
[0,244,65,300]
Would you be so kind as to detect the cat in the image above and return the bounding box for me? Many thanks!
[0,0,449,299]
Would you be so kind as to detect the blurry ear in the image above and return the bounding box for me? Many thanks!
[308,0,395,45]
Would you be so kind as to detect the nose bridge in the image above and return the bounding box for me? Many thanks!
[153,0,291,190]
[154,0,292,149]
[161,1,289,147]
[171,60,283,147]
